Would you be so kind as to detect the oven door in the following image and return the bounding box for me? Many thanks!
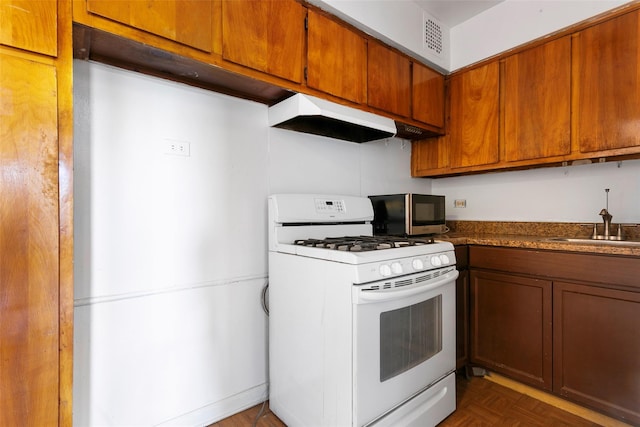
[352,268,457,426]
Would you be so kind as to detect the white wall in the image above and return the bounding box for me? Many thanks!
[73,60,429,426]
[450,0,630,71]
[313,0,632,72]
[433,160,640,223]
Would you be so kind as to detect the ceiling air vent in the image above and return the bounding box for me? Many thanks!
[423,13,443,57]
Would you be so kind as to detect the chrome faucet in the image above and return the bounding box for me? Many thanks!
[597,188,619,240]
[599,207,612,238]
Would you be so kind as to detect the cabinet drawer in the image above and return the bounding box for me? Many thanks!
[469,246,640,291]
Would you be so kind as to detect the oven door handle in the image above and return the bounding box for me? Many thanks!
[355,270,458,303]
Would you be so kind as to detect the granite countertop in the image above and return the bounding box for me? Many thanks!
[436,221,640,257]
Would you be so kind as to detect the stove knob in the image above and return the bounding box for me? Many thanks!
[412,259,425,270]
[431,256,442,267]
[379,264,392,277]
[391,262,403,274]
[439,254,450,264]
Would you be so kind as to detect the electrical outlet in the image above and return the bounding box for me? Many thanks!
[165,140,190,156]
[454,199,466,208]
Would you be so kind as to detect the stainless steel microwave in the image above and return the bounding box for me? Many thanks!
[368,194,447,236]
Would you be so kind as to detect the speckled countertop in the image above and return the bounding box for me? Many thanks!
[435,221,640,257]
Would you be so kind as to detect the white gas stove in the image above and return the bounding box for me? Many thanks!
[267,194,457,427]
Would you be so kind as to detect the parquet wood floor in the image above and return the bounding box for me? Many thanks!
[210,374,611,426]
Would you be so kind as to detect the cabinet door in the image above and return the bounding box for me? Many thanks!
[412,62,444,128]
[553,281,640,425]
[449,62,499,169]
[222,0,305,83]
[87,0,213,52]
[411,137,449,176]
[504,36,571,162]
[574,9,640,153]
[470,270,552,390]
[0,52,60,426]
[307,10,366,104]
[0,0,57,56]
[367,40,410,117]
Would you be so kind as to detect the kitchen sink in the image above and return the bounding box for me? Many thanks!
[545,237,640,246]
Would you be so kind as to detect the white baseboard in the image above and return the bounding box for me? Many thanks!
[155,383,268,427]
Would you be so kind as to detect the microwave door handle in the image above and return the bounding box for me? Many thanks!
[354,270,458,304]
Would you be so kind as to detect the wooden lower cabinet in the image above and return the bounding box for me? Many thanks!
[470,270,553,390]
[469,245,640,424]
[553,281,640,425]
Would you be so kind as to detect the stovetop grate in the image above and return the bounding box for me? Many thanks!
[293,235,435,252]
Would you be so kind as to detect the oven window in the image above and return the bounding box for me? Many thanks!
[379,296,442,382]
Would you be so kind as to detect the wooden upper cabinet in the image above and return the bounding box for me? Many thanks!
[222,0,305,83]
[504,36,571,162]
[574,9,640,153]
[307,9,367,104]
[413,62,445,128]
[449,61,500,169]
[411,136,449,176]
[367,41,411,117]
[0,0,57,56]
[86,0,213,52]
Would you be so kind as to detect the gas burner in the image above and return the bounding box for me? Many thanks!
[293,235,435,252]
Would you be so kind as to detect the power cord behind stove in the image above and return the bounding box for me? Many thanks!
[261,281,269,316]
[252,383,269,427]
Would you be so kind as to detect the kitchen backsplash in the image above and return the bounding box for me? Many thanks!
[446,220,640,240]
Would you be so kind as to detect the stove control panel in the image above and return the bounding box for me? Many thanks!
[314,198,346,214]
[365,250,457,282]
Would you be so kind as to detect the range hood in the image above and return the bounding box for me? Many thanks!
[269,94,437,143]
